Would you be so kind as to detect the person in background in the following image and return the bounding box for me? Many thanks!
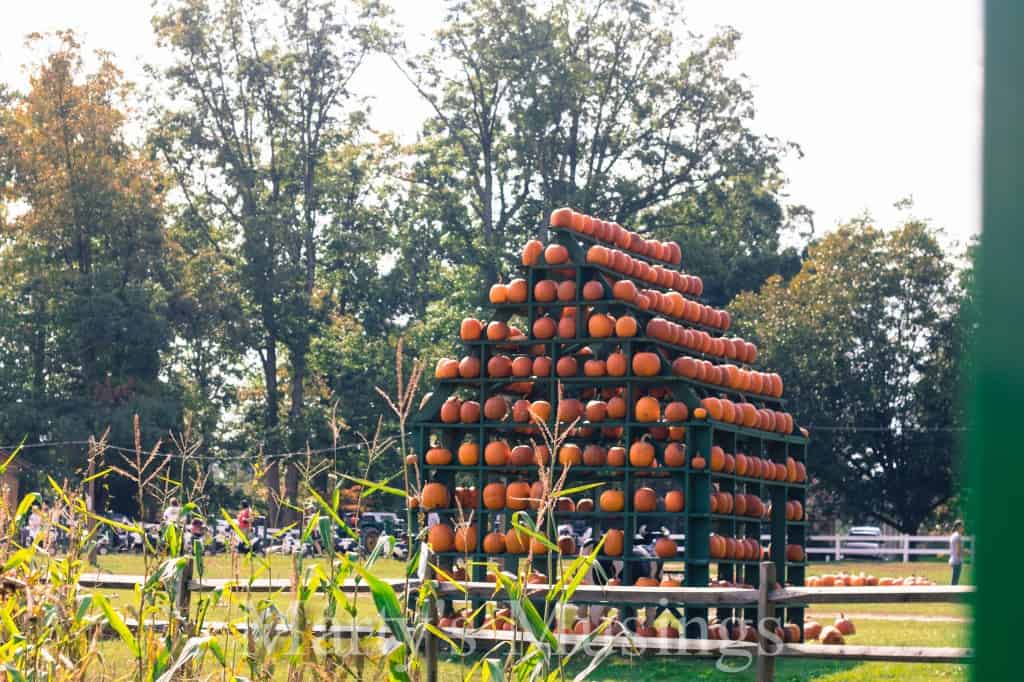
[237,502,253,538]
[949,520,965,585]
[162,499,181,527]
[26,504,43,543]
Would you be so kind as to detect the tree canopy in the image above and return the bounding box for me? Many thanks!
[0,3,973,526]
[731,218,968,533]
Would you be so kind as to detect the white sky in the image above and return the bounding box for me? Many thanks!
[0,0,983,245]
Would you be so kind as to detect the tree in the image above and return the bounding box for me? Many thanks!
[399,0,794,287]
[0,32,181,508]
[644,174,811,309]
[730,218,969,533]
[151,0,391,522]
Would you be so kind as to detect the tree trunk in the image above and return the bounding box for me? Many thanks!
[262,333,282,527]
[283,343,308,525]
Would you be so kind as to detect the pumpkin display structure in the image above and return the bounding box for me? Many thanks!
[412,208,809,639]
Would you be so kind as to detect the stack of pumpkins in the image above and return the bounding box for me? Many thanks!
[417,206,808,594]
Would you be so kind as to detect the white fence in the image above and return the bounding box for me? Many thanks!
[802,534,974,562]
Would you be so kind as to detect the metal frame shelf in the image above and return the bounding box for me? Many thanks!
[412,227,809,639]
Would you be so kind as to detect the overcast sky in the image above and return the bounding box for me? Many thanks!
[0,1,983,246]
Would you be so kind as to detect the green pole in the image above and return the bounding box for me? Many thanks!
[973,2,1024,679]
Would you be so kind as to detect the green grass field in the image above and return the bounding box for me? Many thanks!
[87,556,971,680]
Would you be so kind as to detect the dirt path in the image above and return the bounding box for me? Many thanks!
[806,612,969,623]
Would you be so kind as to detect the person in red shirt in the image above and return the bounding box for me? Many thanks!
[237,503,252,538]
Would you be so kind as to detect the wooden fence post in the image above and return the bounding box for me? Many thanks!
[902,535,910,563]
[757,561,777,682]
[176,557,194,631]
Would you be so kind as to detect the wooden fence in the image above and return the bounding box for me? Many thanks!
[803,533,974,562]
[78,562,972,682]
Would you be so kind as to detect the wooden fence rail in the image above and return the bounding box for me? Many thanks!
[78,564,972,682]
[432,561,973,682]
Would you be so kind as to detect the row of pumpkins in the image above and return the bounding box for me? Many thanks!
[807,573,935,587]
[458,306,764,380]
[441,609,854,647]
[421,427,806,489]
[432,385,800,441]
[420,479,801,525]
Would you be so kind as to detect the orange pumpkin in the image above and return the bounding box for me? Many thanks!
[655,537,677,558]
[701,397,723,421]
[510,355,533,377]
[484,440,509,466]
[528,400,552,422]
[558,535,577,555]
[486,320,509,341]
[576,498,595,513]
[634,487,657,512]
[612,279,638,302]
[457,442,479,466]
[582,444,607,467]
[483,532,506,554]
[604,529,624,556]
[428,524,455,552]
[820,626,845,645]
[533,279,557,302]
[558,443,582,466]
[556,316,576,338]
[664,490,685,512]
[505,444,529,466]
[585,400,608,422]
[709,445,725,472]
[615,315,638,337]
[425,447,452,465]
[505,528,528,554]
[632,352,661,377]
[544,243,569,265]
[460,318,483,341]
[483,396,508,421]
[454,524,478,552]
[582,280,604,300]
[506,481,532,510]
[421,483,450,510]
[459,400,480,423]
[435,358,459,379]
[556,280,576,302]
[634,395,661,422]
[629,438,655,467]
[664,442,686,467]
[664,401,688,422]
[599,489,625,512]
[587,313,614,338]
[533,316,557,339]
[482,482,507,509]
[489,283,509,304]
[557,398,583,422]
[555,355,578,377]
[607,446,627,467]
[522,239,544,265]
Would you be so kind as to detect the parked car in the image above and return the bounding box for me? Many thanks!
[357,512,404,553]
[843,526,885,560]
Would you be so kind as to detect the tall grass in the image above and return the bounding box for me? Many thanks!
[0,345,617,681]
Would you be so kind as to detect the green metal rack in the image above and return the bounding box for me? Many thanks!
[411,227,809,639]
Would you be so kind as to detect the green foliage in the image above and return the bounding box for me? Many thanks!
[400,0,796,289]
[0,32,183,494]
[150,0,395,518]
[731,218,969,533]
